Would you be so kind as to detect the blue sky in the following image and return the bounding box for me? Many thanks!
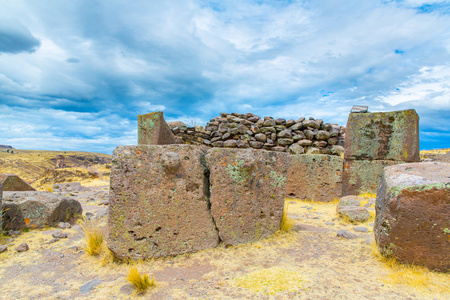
[1,0,449,153]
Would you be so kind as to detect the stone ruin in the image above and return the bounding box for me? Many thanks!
[107,109,427,261]
[169,112,345,155]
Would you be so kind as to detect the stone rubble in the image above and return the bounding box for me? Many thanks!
[170,112,345,155]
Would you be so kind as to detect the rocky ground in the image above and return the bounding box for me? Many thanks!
[0,184,449,299]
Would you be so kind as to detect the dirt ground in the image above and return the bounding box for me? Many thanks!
[0,186,449,300]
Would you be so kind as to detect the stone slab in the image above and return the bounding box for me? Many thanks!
[2,191,82,230]
[344,109,419,162]
[107,145,219,260]
[342,160,403,196]
[286,154,343,202]
[0,181,2,230]
[374,162,450,271]
[0,174,36,191]
[205,148,290,246]
[137,111,177,145]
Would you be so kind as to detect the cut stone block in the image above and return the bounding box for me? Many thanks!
[342,160,402,196]
[137,111,177,145]
[205,148,290,246]
[107,145,219,260]
[286,154,343,202]
[374,162,450,271]
[2,191,82,230]
[344,109,419,162]
[0,174,36,191]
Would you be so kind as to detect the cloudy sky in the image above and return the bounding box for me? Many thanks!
[1,0,450,153]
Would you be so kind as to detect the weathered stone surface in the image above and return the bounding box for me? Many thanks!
[137,111,177,145]
[107,145,219,260]
[344,109,420,162]
[205,148,290,246]
[2,192,82,230]
[374,162,450,271]
[286,155,343,202]
[0,174,35,191]
[342,160,402,196]
[0,245,6,253]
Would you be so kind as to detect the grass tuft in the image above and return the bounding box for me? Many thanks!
[80,220,104,256]
[279,202,294,232]
[127,266,155,293]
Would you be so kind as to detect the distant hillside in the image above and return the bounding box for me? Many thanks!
[0,145,14,149]
[0,149,111,187]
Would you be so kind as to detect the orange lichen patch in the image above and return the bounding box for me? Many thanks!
[136,149,142,155]
[24,218,30,226]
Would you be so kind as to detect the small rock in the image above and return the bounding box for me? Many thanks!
[325,222,335,226]
[337,230,358,239]
[46,238,60,244]
[52,231,69,239]
[80,279,102,294]
[16,243,29,252]
[58,222,71,229]
[353,226,369,233]
[85,212,94,220]
[0,245,7,253]
[8,230,21,237]
[98,200,109,206]
[120,284,135,295]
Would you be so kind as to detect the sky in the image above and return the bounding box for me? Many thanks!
[1,0,450,154]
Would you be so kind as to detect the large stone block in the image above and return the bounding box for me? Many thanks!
[107,145,219,260]
[374,162,450,271]
[286,154,343,202]
[205,148,290,246]
[137,111,177,145]
[0,174,36,191]
[2,191,82,230]
[342,160,402,196]
[344,109,419,162]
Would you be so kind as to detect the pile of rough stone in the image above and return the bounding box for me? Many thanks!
[170,112,345,155]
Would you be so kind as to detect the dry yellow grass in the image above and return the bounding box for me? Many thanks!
[371,241,450,295]
[127,266,155,294]
[80,221,105,256]
[0,148,111,190]
[279,202,294,232]
[233,267,303,295]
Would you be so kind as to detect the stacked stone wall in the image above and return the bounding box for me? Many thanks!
[170,112,345,156]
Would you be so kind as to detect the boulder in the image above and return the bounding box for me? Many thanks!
[286,154,343,202]
[2,191,82,230]
[374,162,450,271]
[0,174,35,191]
[205,148,290,246]
[107,145,219,260]
[337,207,370,223]
[342,160,402,196]
[344,109,420,162]
[137,111,177,145]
